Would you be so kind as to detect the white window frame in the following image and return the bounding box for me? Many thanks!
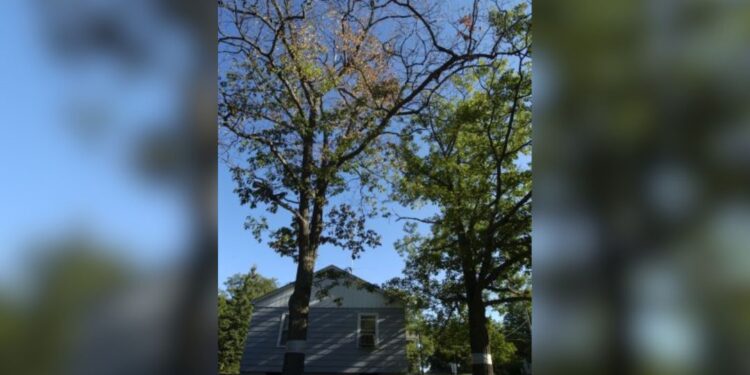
[277,313,289,347]
[357,313,379,348]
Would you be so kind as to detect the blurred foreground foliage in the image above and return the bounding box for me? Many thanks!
[534,0,750,374]
[0,235,129,374]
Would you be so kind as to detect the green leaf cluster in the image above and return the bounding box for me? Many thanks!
[218,267,277,374]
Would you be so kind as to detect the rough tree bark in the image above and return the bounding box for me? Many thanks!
[282,246,316,375]
[468,292,492,375]
[460,231,493,375]
[282,132,317,375]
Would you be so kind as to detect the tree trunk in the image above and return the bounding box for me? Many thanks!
[281,130,317,375]
[281,234,316,375]
[468,291,493,375]
[457,227,493,375]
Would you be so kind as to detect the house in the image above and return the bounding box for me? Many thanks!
[241,265,408,375]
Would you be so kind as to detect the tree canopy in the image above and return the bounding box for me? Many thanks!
[219,0,521,261]
[392,52,531,314]
[386,4,531,374]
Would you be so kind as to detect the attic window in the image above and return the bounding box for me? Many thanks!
[277,313,289,347]
[358,313,378,348]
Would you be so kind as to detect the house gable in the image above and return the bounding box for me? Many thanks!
[252,265,402,309]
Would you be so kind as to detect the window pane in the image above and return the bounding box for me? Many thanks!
[359,334,375,347]
[360,316,376,332]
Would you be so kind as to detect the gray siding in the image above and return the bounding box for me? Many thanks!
[242,307,408,374]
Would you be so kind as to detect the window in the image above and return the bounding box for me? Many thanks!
[358,313,378,348]
[277,313,289,347]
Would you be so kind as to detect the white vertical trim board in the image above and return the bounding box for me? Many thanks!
[277,313,289,347]
[357,312,379,348]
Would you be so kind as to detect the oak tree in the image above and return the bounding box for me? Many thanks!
[218,1,516,374]
[391,4,531,374]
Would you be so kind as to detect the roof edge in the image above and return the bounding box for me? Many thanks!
[251,264,384,305]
